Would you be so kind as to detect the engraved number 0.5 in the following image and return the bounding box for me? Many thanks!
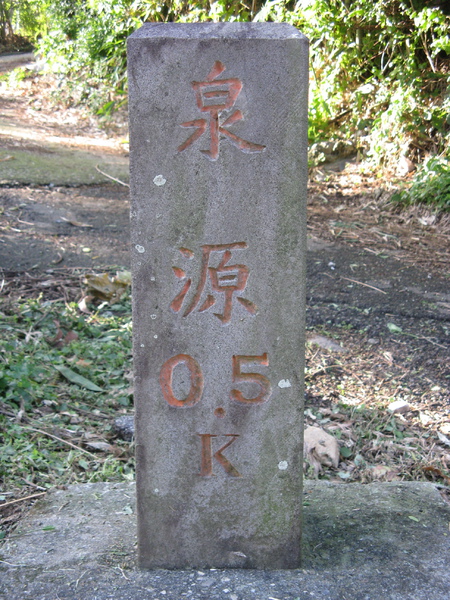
[159,353,271,407]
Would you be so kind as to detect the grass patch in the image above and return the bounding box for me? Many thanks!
[392,157,450,212]
[0,281,135,496]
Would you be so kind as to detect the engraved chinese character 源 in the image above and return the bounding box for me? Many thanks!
[170,242,258,324]
[177,60,266,161]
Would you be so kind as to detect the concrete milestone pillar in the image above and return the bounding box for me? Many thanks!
[128,22,308,569]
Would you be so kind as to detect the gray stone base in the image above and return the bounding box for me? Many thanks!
[1,480,449,599]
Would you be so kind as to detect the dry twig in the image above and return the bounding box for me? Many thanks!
[23,426,98,458]
[340,276,387,294]
[0,492,46,510]
[95,165,129,187]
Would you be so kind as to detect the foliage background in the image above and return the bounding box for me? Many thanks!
[3,2,449,164]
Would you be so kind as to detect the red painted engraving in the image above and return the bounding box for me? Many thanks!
[236,296,258,315]
[198,434,241,477]
[172,266,186,279]
[198,294,216,313]
[170,243,258,325]
[230,353,272,404]
[160,354,204,408]
[179,247,194,259]
[169,279,191,313]
[177,61,266,161]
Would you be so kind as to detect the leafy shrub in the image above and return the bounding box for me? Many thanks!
[392,156,450,211]
[284,0,450,167]
[5,1,450,207]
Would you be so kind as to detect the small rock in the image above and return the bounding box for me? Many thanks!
[114,415,135,441]
[308,334,347,353]
[85,441,113,452]
[387,400,410,414]
[396,156,415,177]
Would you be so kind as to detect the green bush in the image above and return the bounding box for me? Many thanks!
[5,1,450,208]
[0,0,49,44]
[35,0,137,111]
[284,0,450,167]
[392,156,450,211]
[34,1,450,162]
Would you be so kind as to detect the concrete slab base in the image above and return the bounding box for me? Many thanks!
[1,480,449,599]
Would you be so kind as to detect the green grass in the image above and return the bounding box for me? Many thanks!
[0,288,135,492]
[392,157,450,212]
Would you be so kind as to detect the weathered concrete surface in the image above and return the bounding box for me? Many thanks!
[128,23,308,569]
[1,480,449,599]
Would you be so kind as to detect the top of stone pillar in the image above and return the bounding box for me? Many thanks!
[128,22,307,41]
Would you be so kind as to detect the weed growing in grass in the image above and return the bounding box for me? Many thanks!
[0,289,135,493]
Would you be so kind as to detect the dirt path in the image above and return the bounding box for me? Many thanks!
[0,62,129,186]
[1,66,449,484]
[0,52,35,73]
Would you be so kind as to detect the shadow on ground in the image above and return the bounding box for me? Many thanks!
[1,480,449,600]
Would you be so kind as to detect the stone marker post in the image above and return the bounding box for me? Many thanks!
[128,22,308,569]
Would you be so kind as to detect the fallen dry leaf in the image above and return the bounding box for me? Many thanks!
[63,330,78,345]
[422,465,450,485]
[369,464,399,481]
[83,272,130,302]
[304,426,340,476]
[46,320,78,348]
[78,295,93,314]
[75,359,92,368]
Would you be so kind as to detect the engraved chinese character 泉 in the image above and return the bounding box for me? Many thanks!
[177,61,266,161]
[170,242,258,324]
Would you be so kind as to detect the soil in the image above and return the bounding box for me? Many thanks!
[0,184,130,271]
[1,59,449,486]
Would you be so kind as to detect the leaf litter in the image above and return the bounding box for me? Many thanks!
[304,166,449,485]
[304,324,450,485]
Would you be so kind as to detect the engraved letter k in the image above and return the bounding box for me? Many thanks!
[197,434,242,477]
